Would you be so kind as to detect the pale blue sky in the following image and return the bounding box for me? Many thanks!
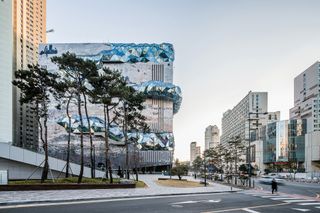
[47,0,320,161]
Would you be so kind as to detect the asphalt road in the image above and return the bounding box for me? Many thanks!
[1,191,320,213]
[255,178,320,197]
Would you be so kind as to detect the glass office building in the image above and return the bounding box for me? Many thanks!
[262,119,306,165]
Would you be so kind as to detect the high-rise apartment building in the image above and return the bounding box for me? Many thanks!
[0,0,14,143]
[221,91,280,145]
[12,0,47,150]
[190,142,201,164]
[289,61,320,172]
[204,125,220,150]
[290,61,320,133]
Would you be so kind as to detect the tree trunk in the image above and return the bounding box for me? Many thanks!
[124,103,129,179]
[77,92,84,184]
[83,92,94,178]
[103,105,109,180]
[135,145,139,181]
[66,96,72,178]
[41,104,49,183]
[106,107,113,183]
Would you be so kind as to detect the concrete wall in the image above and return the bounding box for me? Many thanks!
[0,0,13,143]
[305,131,320,172]
[0,142,105,179]
[0,158,62,180]
[252,140,265,174]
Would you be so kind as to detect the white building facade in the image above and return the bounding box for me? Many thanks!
[221,91,279,145]
[0,0,13,143]
[290,61,320,133]
[290,61,320,172]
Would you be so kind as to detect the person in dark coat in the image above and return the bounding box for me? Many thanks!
[271,178,278,194]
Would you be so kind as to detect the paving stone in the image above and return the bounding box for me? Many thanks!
[0,175,239,204]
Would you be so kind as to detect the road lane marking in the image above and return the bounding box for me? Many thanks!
[207,199,222,203]
[291,208,311,212]
[270,197,300,200]
[261,195,280,198]
[171,201,199,204]
[284,200,315,203]
[0,192,230,209]
[171,199,221,205]
[242,208,260,213]
[171,205,183,208]
[297,202,320,205]
[202,202,289,213]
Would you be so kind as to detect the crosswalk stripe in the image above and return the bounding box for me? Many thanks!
[242,208,260,213]
[291,208,311,212]
[261,195,280,198]
[271,197,299,200]
[284,200,315,203]
[297,203,320,206]
[243,193,266,195]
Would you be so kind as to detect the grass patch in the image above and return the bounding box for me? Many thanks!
[9,177,121,185]
[135,180,147,188]
[156,179,202,188]
[9,177,146,188]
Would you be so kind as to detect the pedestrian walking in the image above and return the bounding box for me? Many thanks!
[271,178,278,194]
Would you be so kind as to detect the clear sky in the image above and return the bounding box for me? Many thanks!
[47,0,320,161]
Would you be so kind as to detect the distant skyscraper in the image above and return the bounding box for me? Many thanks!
[190,142,201,164]
[12,0,47,150]
[0,0,14,143]
[221,91,280,145]
[290,61,320,133]
[204,125,220,150]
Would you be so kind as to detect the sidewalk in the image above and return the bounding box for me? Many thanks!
[0,175,241,205]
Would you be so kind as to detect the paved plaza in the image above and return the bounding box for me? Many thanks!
[0,175,239,205]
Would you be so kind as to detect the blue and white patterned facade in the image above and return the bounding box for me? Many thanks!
[39,43,181,166]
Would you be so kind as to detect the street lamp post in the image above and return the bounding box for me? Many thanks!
[93,144,96,178]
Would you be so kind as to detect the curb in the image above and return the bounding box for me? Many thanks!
[0,190,242,207]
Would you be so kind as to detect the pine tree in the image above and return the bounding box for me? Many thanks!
[51,52,99,183]
[89,68,125,183]
[12,65,58,183]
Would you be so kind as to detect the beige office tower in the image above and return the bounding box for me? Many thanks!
[12,0,47,150]
[190,142,201,165]
[205,125,220,150]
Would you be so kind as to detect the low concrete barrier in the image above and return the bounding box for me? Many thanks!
[0,183,136,191]
[158,178,187,181]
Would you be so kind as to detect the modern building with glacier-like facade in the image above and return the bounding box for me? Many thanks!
[38,43,182,170]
